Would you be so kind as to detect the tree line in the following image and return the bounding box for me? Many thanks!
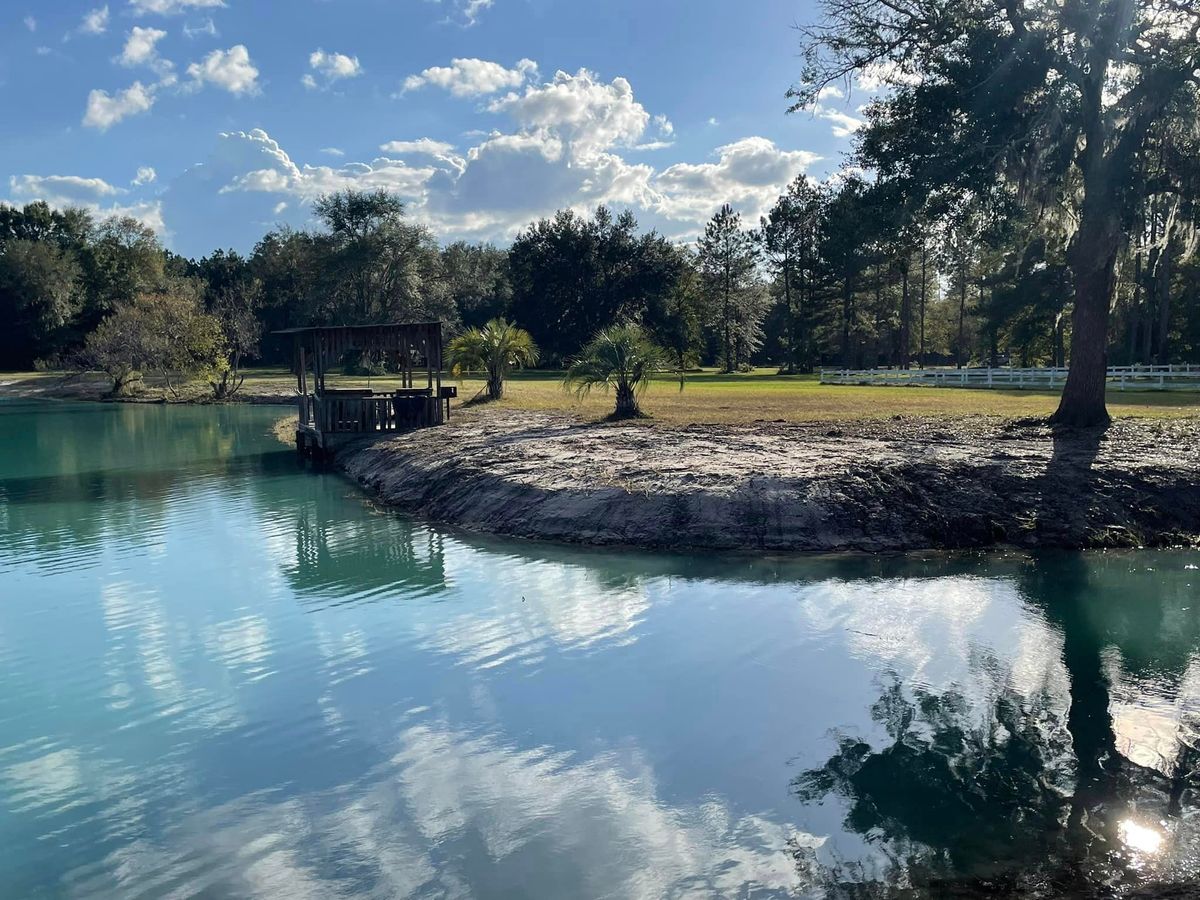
[1,149,1199,404]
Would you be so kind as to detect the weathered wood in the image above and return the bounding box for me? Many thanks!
[277,323,448,450]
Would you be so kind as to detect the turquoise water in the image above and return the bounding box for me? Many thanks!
[2,399,1199,897]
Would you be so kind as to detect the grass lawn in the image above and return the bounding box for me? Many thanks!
[7,366,1199,424]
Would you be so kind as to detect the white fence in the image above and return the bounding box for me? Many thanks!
[819,364,1200,391]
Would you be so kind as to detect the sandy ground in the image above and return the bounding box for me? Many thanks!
[340,407,1200,552]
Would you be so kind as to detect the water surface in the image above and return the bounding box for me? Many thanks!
[2,399,1199,897]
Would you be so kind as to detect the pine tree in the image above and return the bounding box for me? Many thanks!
[697,204,763,372]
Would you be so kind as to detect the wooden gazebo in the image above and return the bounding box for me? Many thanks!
[277,323,456,457]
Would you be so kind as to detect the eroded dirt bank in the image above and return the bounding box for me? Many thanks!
[339,408,1200,552]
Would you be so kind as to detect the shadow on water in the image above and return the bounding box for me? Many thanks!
[792,552,1200,897]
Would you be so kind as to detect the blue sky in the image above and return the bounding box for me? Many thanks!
[1,0,865,258]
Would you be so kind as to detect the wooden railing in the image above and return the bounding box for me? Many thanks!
[297,391,445,435]
[820,364,1200,391]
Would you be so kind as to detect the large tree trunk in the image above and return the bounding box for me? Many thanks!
[1053,209,1120,427]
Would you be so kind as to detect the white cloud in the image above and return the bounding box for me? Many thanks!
[161,129,440,253]
[23,15,36,32]
[129,0,224,15]
[119,26,168,68]
[380,138,466,176]
[305,49,362,89]
[10,174,121,202]
[83,81,156,130]
[133,166,157,186]
[319,147,345,157]
[80,6,110,35]
[853,60,921,93]
[462,0,492,24]
[163,69,822,251]
[430,0,493,26]
[186,45,259,95]
[487,69,651,159]
[800,85,866,139]
[708,117,719,126]
[380,138,456,156]
[8,174,164,234]
[817,106,864,138]
[402,57,536,98]
[654,137,821,223]
[182,17,217,38]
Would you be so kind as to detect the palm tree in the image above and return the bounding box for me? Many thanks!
[563,323,665,419]
[446,318,539,401]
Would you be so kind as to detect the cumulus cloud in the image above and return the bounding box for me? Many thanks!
[379,138,456,156]
[186,45,259,95]
[817,107,864,139]
[401,57,536,98]
[10,174,121,202]
[119,26,168,69]
[800,85,865,139]
[83,81,156,130]
[303,49,362,90]
[655,137,821,223]
[160,129,440,254]
[8,173,164,234]
[163,69,820,251]
[129,0,224,15]
[80,5,110,35]
[133,166,157,186]
[488,69,651,159]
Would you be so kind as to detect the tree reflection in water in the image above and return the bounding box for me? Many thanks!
[794,554,1200,897]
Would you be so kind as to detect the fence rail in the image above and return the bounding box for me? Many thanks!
[819,364,1200,391]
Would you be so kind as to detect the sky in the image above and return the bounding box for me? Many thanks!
[0,0,867,259]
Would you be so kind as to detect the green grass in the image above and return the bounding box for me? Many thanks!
[7,366,1198,424]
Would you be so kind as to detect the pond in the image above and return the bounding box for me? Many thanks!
[1,399,1198,897]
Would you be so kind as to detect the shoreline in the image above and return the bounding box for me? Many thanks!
[337,407,1200,553]
[0,375,296,407]
[5,378,1199,553]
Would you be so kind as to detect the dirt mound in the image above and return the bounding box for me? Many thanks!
[339,408,1200,552]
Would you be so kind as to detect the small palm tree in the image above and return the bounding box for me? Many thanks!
[446,318,539,401]
[564,323,666,419]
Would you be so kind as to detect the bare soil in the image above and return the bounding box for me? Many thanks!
[339,407,1200,552]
